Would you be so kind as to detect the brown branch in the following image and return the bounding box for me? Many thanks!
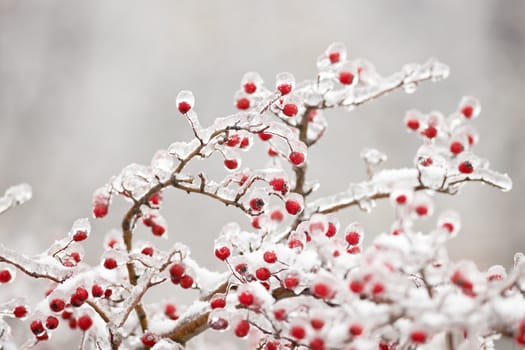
[291,107,312,195]
[0,248,68,283]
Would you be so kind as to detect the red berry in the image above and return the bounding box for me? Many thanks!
[141,332,157,347]
[240,137,250,148]
[224,159,239,170]
[92,284,104,298]
[326,222,337,237]
[251,217,261,229]
[277,83,292,95]
[61,310,73,320]
[421,157,433,167]
[45,316,59,330]
[214,246,231,261]
[13,305,27,318]
[104,289,113,298]
[285,200,302,215]
[104,258,118,270]
[268,147,279,157]
[235,320,250,337]
[458,161,474,174]
[141,246,154,256]
[256,267,271,281]
[396,195,407,204]
[372,282,385,295]
[423,126,438,139]
[238,291,254,306]
[410,330,427,344]
[517,332,525,345]
[107,238,119,248]
[288,239,304,250]
[236,98,250,110]
[72,230,88,242]
[349,280,364,293]
[70,251,81,262]
[461,105,474,118]
[328,52,340,64]
[68,318,77,329]
[210,297,226,309]
[0,269,12,283]
[266,342,278,350]
[263,251,277,263]
[312,282,332,299]
[235,263,248,275]
[169,263,185,278]
[71,287,89,307]
[178,101,192,114]
[406,119,420,130]
[151,224,166,236]
[142,216,154,227]
[345,232,361,245]
[450,141,464,155]
[165,303,177,318]
[311,318,324,330]
[49,298,65,312]
[284,274,299,289]
[270,309,285,322]
[415,205,428,216]
[270,210,284,222]
[290,325,306,339]
[269,178,287,193]
[349,324,363,336]
[30,320,45,335]
[283,103,298,117]
[93,203,108,218]
[244,82,257,94]
[310,338,325,350]
[180,275,194,289]
[258,132,272,141]
[339,71,354,85]
[149,192,162,205]
[249,198,265,211]
[442,222,454,233]
[347,246,361,254]
[226,134,241,147]
[289,151,305,166]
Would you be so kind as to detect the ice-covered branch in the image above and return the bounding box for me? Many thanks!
[0,183,32,215]
[0,244,70,283]
[308,167,512,215]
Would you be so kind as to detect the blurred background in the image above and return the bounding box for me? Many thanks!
[0,0,524,348]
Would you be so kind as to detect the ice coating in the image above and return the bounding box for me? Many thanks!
[0,183,32,215]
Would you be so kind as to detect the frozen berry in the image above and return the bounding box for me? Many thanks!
[45,316,59,330]
[289,151,305,166]
[49,298,65,312]
[339,71,354,85]
[244,82,257,94]
[283,103,298,117]
[141,332,157,347]
[178,101,192,114]
[285,200,302,215]
[458,161,474,174]
[214,246,231,261]
[104,258,118,270]
[236,98,250,110]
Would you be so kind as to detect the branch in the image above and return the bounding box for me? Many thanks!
[0,244,70,283]
[307,167,512,215]
[0,183,32,216]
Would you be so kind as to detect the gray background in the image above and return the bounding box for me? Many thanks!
[0,1,524,348]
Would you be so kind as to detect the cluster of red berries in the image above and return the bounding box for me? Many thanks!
[142,213,166,237]
[169,263,194,289]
